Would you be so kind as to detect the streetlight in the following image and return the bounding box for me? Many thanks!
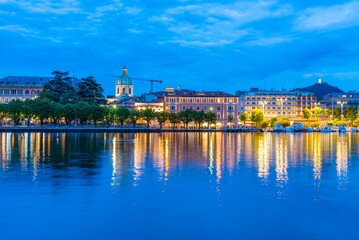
[314,102,318,121]
[278,98,287,126]
[337,101,347,119]
[259,101,268,119]
[113,105,117,126]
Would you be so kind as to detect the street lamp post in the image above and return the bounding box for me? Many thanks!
[259,101,267,119]
[337,101,347,119]
[113,105,117,126]
[278,98,287,126]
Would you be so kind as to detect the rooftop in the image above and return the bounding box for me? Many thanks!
[161,89,236,98]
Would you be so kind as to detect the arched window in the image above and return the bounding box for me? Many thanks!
[117,88,119,95]
[31,90,35,94]
[123,88,126,94]
[129,88,132,95]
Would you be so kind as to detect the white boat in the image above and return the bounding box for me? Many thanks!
[317,127,333,132]
[272,123,286,132]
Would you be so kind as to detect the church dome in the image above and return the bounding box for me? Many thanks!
[117,65,133,85]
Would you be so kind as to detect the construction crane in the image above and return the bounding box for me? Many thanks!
[131,78,163,93]
[106,74,163,93]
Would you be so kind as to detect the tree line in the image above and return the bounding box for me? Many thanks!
[0,70,218,128]
[238,106,359,128]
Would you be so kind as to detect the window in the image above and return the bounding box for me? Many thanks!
[217,105,221,111]
[203,106,207,111]
[4,90,9,95]
[190,105,193,110]
[122,88,126,94]
[18,90,23,94]
[182,106,186,111]
[11,89,16,95]
[170,106,176,111]
[5,98,8,103]
[217,113,221,118]
[25,89,30,95]
[228,106,233,111]
[210,105,214,111]
[196,105,200,110]
[129,88,132,95]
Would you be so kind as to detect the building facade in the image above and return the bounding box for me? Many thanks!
[163,88,238,127]
[323,91,359,113]
[0,76,53,103]
[238,88,317,121]
[116,65,133,98]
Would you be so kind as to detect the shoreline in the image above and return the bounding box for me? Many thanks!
[0,127,261,133]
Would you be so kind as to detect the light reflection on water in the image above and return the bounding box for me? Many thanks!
[0,132,359,239]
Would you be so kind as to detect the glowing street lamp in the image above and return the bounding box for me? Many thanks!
[113,105,117,126]
[278,98,287,126]
[259,101,268,118]
[337,101,347,119]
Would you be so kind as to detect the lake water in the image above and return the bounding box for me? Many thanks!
[0,132,358,240]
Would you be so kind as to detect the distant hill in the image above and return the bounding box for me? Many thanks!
[292,81,344,100]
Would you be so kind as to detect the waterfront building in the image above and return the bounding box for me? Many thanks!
[163,88,238,127]
[0,76,81,104]
[323,91,359,113]
[135,93,164,112]
[0,76,51,103]
[116,65,133,98]
[237,88,317,121]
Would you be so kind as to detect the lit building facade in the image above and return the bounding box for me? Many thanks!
[163,88,238,127]
[237,88,317,120]
[0,76,52,103]
[323,91,359,112]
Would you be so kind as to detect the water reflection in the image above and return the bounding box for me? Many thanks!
[0,132,357,193]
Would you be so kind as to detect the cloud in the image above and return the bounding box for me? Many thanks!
[14,0,82,14]
[302,73,325,78]
[151,1,293,47]
[295,1,359,31]
[246,36,291,46]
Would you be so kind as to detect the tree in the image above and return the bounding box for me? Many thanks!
[302,109,311,123]
[227,114,234,126]
[261,120,269,128]
[312,107,323,120]
[270,117,277,127]
[32,98,52,126]
[63,104,77,125]
[0,104,6,125]
[168,112,179,129]
[39,70,77,104]
[193,110,205,129]
[334,107,341,120]
[75,101,91,124]
[89,104,105,125]
[155,111,169,129]
[22,99,35,126]
[142,108,155,128]
[77,76,107,105]
[204,112,217,128]
[250,109,264,127]
[324,108,332,120]
[239,112,248,125]
[128,110,140,127]
[345,106,356,124]
[49,102,64,124]
[179,109,195,129]
[115,107,130,126]
[6,99,22,125]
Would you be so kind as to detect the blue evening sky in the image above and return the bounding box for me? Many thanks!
[0,0,359,96]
